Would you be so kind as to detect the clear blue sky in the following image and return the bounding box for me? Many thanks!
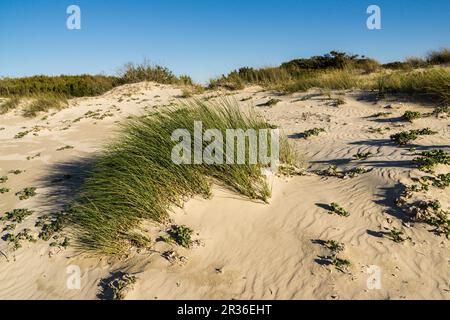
[1,0,449,83]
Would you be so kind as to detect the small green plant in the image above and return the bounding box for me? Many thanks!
[433,105,449,116]
[368,126,389,134]
[2,229,37,250]
[14,130,32,139]
[414,149,450,172]
[0,187,10,194]
[0,176,8,183]
[2,223,16,232]
[402,110,422,122]
[354,152,372,160]
[15,187,37,200]
[1,208,34,223]
[26,153,41,160]
[304,127,326,139]
[167,225,193,248]
[324,240,344,253]
[427,173,450,189]
[127,232,152,249]
[329,202,350,217]
[331,257,351,272]
[319,239,350,272]
[386,227,411,243]
[0,97,21,115]
[35,213,66,241]
[390,128,437,145]
[21,95,67,118]
[66,100,295,255]
[56,145,74,151]
[317,166,371,179]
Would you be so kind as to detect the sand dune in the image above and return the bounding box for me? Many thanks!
[0,82,449,299]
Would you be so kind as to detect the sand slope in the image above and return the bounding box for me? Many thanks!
[0,83,449,299]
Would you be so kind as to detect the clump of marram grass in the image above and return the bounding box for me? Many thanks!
[67,99,296,255]
[403,200,449,237]
[15,187,37,200]
[0,97,21,114]
[420,173,450,189]
[390,128,437,145]
[22,95,68,117]
[0,187,10,194]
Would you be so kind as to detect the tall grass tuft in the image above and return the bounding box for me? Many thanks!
[274,69,366,93]
[22,95,68,117]
[377,68,450,104]
[0,97,21,115]
[67,99,296,255]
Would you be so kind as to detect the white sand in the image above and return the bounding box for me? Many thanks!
[0,83,449,299]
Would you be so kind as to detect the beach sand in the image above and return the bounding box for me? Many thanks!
[0,82,449,299]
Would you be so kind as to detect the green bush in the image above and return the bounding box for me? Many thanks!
[427,48,450,65]
[390,128,437,145]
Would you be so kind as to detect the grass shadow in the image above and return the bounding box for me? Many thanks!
[314,255,332,266]
[366,229,385,238]
[287,132,306,139]
[316,203,332,211]
[36,156,97,212]
[374,183,412,222]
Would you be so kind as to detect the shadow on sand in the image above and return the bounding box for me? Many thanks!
[36,156,97,212]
